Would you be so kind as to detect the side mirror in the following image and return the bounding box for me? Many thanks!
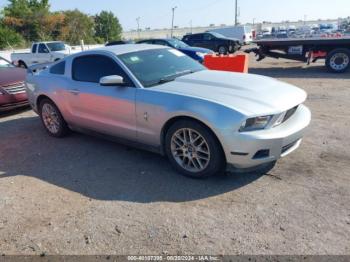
[100,75,124,86]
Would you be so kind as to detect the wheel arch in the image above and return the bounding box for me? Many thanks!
[36,94,56,113]
[18,60,27,68]
[160,115,226,162]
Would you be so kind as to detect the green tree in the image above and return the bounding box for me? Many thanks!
[60,9,96,45]
[2,0,51,41]
[95,11,122,43]
[0,25,25,49]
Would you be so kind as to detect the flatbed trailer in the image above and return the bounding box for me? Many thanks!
[245,37,350,73]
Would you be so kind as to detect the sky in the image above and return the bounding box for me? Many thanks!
[0,0,349,31]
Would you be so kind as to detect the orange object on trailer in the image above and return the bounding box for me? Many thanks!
[203,53,249,73]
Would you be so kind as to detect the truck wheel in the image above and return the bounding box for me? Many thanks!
[165,120,225,178]
[326,48,350,73]
[18,61,27,69]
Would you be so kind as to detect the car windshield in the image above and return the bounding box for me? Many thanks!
[0,57,14,68]
[46,42,66,52]
[167,39,189,49]
[118,48,206,87]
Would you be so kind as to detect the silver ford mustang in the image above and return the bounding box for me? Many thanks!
[26,44,311,178]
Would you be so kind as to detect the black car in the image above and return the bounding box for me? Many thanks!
[182,32,241,54]
[105,40,134,46]
[137,38,213,63]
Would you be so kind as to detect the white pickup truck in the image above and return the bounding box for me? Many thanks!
[11,41,71,68]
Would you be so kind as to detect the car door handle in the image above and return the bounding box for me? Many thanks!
[68,89,80,95]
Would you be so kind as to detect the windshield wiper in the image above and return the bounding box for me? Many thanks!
[157,70,197,85]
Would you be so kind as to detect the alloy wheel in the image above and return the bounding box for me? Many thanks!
[42,103,60,134]
[171,128,211,173]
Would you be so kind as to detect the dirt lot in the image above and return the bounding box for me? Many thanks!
[0,55,349,255]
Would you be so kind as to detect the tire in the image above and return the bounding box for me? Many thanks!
[39,99,69,138]
[218,46,228,55]
[326,48,350,73]
[54,58,60,62]
[165,120,225,178]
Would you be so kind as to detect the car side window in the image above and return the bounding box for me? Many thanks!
[32,44,38,53]
[72,55,134,86]
[203,34,213,41]
[50,61,65,75]
[153,40,168,46]
[191,34,203,41]
[38,44,49,53]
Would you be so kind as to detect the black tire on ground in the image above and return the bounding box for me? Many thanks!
[39,98,69,138]
[18,61,27,69]
[326,48,350,73]
[165,120,226,178]
[218,46,228,55]
[54,58,60,62]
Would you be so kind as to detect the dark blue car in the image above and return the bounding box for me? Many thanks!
[137,38,213,62]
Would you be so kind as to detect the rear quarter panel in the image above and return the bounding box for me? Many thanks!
[26,71,70,116]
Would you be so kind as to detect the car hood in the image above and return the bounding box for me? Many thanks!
[179,46,213,54]
[0,67,26,87]
[150,70,307,116]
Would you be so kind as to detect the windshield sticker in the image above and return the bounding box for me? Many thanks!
[130,56,140,62]
[169,49,185,57]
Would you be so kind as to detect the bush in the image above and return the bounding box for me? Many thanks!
[0,26,25,49]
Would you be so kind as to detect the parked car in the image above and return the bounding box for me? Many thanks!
[0,56,27,111]
[209,26,253,45]
[26,44,311,178]
[106,40,134,46]
[11,41,71,68]
[137,38,213,62]
[182,32,241,54]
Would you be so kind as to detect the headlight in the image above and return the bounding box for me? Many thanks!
[196,52,206,58]
[239,115,273,132]
[272,112,287,127]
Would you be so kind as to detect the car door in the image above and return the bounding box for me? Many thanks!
[202,33,215,50]
[189,34,203,48]
[65,54,137,140]
[36,43,51,64]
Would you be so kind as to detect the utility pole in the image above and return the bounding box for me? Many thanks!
[234,0,238,26]
[171,6,177,38]
[136,17,141,39]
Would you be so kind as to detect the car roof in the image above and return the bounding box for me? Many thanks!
[33,41,64,44]
[94,44,168,55]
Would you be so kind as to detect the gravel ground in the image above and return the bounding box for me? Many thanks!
[0,55,349,255]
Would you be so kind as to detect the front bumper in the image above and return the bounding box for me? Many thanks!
[0,93,29,112]
[222,104,311,169]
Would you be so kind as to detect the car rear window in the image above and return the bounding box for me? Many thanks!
[50,61,65,75]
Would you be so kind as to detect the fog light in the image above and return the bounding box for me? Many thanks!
[253,149,270,159]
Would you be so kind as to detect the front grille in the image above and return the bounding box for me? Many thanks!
[283,106,299,123]
[2,82,26,95]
